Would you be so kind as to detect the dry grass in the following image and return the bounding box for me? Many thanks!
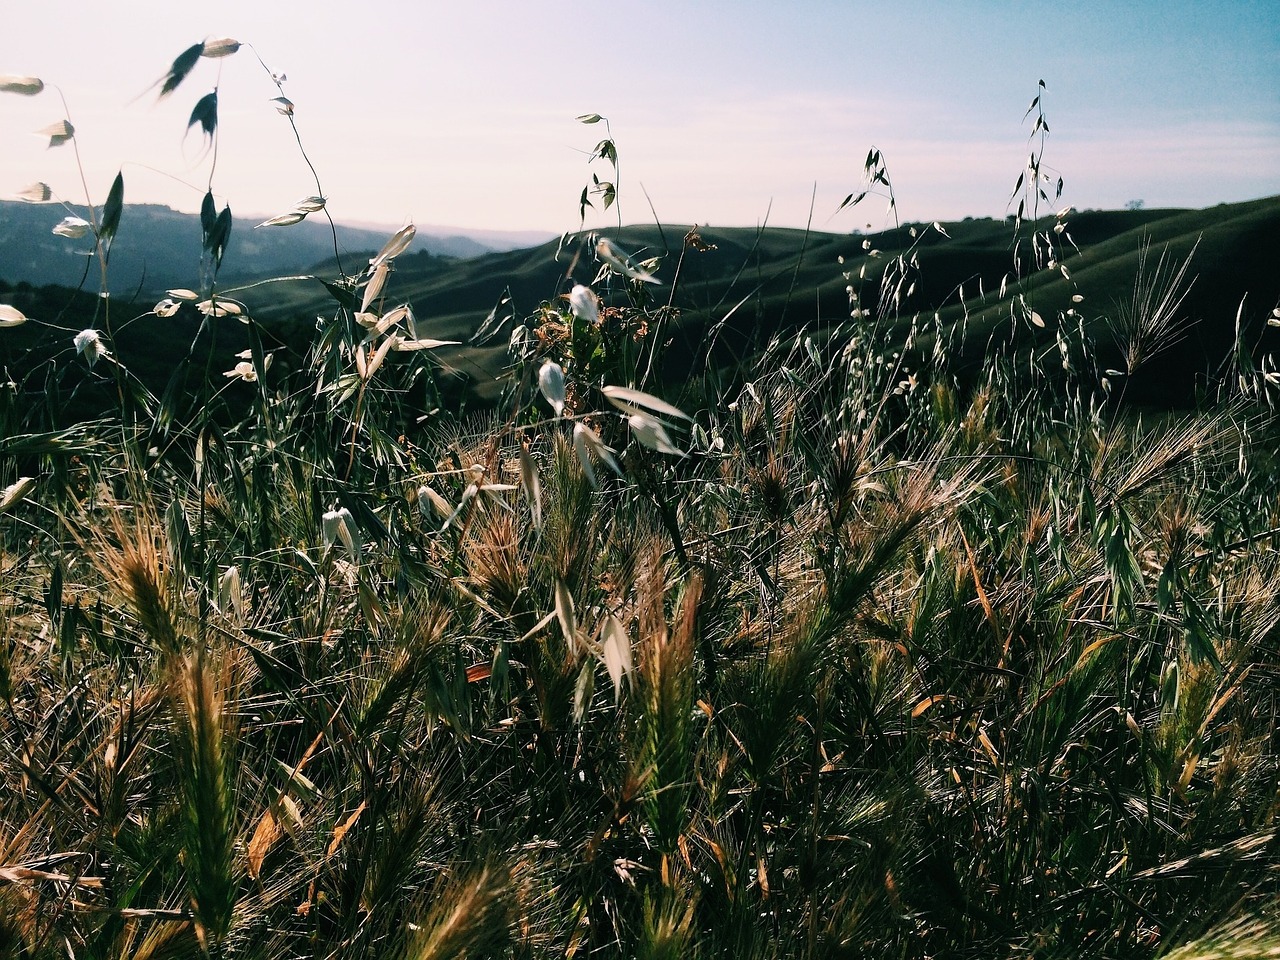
[0,40,1278,960]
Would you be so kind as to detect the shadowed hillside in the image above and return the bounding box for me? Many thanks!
[246,196,1280,406]
[3,198,1278,414]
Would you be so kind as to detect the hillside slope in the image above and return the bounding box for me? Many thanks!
[250,198,1280,404]
[3,198,1277,412]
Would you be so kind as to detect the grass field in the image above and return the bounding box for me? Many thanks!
[2,44,1279,960]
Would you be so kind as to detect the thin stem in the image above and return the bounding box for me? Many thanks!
[249,43,345,277]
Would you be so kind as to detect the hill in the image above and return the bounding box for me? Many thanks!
[3,198,1278,413]
[249,197,1280,406]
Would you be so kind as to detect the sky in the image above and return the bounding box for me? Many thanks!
[1,0,1277,235]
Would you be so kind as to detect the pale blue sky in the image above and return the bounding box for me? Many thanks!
[1,0,1276,233]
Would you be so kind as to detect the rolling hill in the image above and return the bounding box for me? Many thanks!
[246,197,1280,405]
[2,197,1277,415]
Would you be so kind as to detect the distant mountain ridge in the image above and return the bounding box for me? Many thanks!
[331,218,555,252]
[0,200,551,293]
